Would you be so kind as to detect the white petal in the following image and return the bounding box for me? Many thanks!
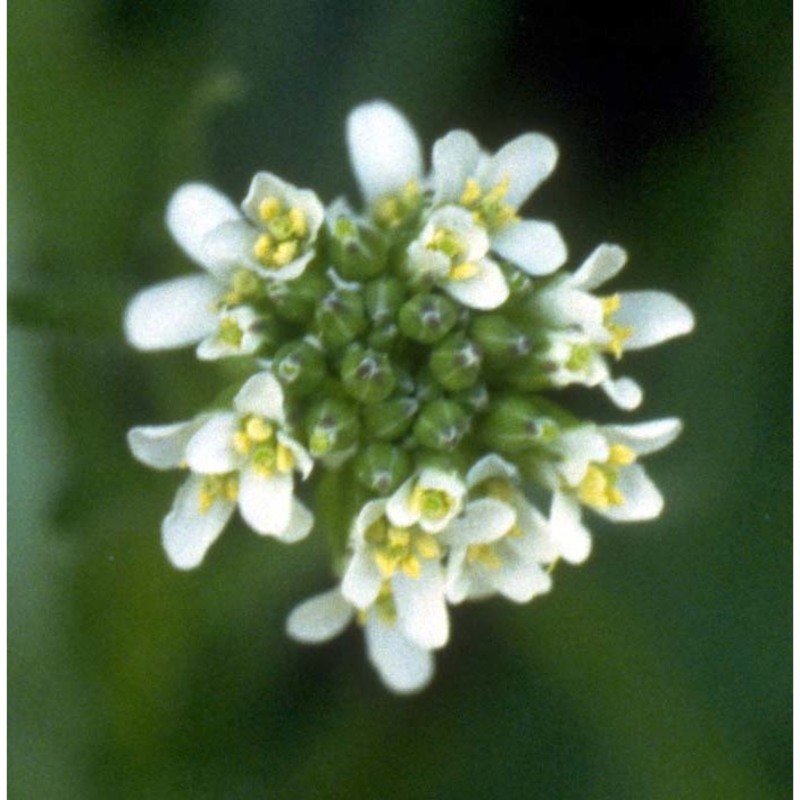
[385,477,418,529]
[492,220,567,275]
[124,276,219,351]
[432,130,481,203]
[166,183,240,271]
[571,244,628,290]
[127,417,203,470]
[347,101,423,205]
[233,371,286,423]
[364,615,434,694]
[185,413,240,474]
[599,464,664,522]
[241,172,323,234]
[549,492,592,564]
[238,468,293,536]
[444,258,509,310]
[534,286,604,332]
[478,133,558,207]
[444,548,471,604]
[466,453,518,488]
[602,418,683,456]
[196,307,265,361]
[161,474,235,570]
[280,498,314,543]
[352,500,388,545]
[277,432,314,480]
[392,565,449,650]
[601,376,643,410]
[556,427,609,486]
[493,558,552,604]
[615,291,695,350]
[342,548,383,609]
[202,219,259,273]
[286,589,353,643]
[442,498,515,546]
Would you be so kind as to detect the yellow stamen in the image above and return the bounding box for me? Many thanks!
[606,323,634,360]
[415,534,441,560]
[374,550,397,578]
[577,465,611,508]
[271,240,298,267]
[400,555,422,579]
[601,294,622,316]
[253,233,273,262]
[224,476,239,502]
[288,207,308,238]
[276,444,295,473]
[466,544,503,569]
[245,417,273,443]
[232,431,252,455]
[460,178,482,206]
[259,196,282,221]
[449,261,480,281]
[388,527,411,548]
[608,444,636,466]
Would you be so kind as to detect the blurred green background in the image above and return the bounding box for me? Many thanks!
[9,1,790,798]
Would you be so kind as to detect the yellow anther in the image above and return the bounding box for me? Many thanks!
[388,527,411,548]
[606,323,634,360]
[253,233,273,261]
[259,196,282,221]
[577,465,611,508]
[415,534,441,560]
[224,476,239,502]
[276,444,295,473]
[493,206,519,228]
[245,416,273,443]
[467,544,503,570]
[608,444,636,466]
[484,175,511,204]
[400,555,422,579]
[288,207,308,238]
[198,488,215,514]
[271,240,298,267]
[606,486,625,506]
[365,518,389,545]
[374,550,397,578]
[484,478,515,503]
[601,294,622,316]
[460,178,482,206]
[449,261,480,281]
[232,431,252,455]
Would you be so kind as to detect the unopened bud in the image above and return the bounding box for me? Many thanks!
[362,397,419,441]
[341,345,396,404]
[355,443,412,495]
[329,214,388,280]
[480,396,560,454]
[450,382,490,413]
[265,271,329,323]
[365,277,406,324]
[315,289,367,348]
[413,399,470,451]
[367,321,400,351]
[305,398,361,459]
[272,339,327,396]
[430,334,482,391]
[398,293,458,344]
[470,314,533,363]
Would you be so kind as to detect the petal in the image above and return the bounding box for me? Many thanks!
[233,371,286,423]
[201,219,260,275]
[346,100,423,205]
[241,172,323,233]
[492,220,567,275]
[342,548,383,609]
[196,307,265,361]
[277,432,314,480]
[123,276,219,351]
[185,413,240,474]
[392,564,449,650]
[385,477,418,529]
[352,500,388,545]
[556,427,610,486]
[602,418,683,456]
[161,474,235,570]
[127,417,203,470]
[534,286,604,332]
[615,291,696,350]
[444,548,471,604]
[364,615,434,694]
[549,492,592,564]
[492,558,552,604]
[166,183,240,271]
[570,244,627,290]
[601,376,644,410]
[442,498,515,546]
[238,468,293,536]
[478,133,558,207]
[432,130,481,203]
[444,258,509,310]
[598,464,664,522]
[281,498,314,543]
[286,589,353,643]
[466,453,518,488]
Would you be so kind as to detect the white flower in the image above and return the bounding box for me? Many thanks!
[528,244,696,409]
[406,206,509,309]
[128,372,313,569]
[444,455,553,603]
[431,127,567,275]
[385,465,467,533]
[286,586,435,694]
[124,177,324,356]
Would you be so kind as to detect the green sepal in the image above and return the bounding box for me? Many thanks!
[362,397,419,441]
[354,443,413,496]
[397,292,458,344]
[340,345,396,404]
[430,333,482,391]
[314,288,368,348]
[272,339,327,397]
[413,399,471,451]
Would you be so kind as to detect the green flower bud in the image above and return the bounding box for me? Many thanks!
[355,443,412,495]
[480,396,560,454]
[450,383,490,413]
[272,339,327,396]
[362,397,419,441]
[341,345,396,404]
[367,321,400,351]
[470,314,533,364]
[315,289,367,348]
[265,271,329,323]
[329,214,388,280]
[305,398,361,459]
[398,293,458,344]
[413,399,470,451]
[430,334,482,391]
[365,276,406,324]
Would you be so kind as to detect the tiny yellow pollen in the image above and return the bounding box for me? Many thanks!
[253,233,273,261]
[245,416,273,443]
[374,550,397,578]
[601,294,622,316]
[198,490,215,514]
[578,465,610,508]
[272,240,298,267]
[608,444,636,466]
[276,444,295,473]
[259,196,282,221]
[485,175,510,203]
[387,527,411,548]
[415,534,441,560]
[607,486,625,506]
[288,207,308,238]
[232,431,252,455]
[449,261,480,281]
[460,178,482,206]
[400,555,422,579]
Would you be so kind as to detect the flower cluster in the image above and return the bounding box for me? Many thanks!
[126,101,694,693]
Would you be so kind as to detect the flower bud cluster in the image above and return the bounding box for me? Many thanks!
[125,101,694,692]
